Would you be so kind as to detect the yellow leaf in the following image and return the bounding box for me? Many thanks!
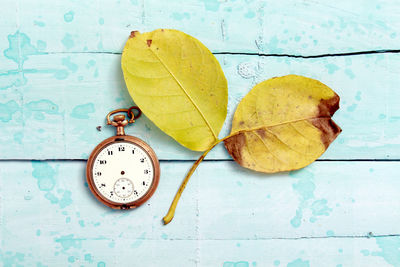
[121,29,228,151]
[224,75,342,173]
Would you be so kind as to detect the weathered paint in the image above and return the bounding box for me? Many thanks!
[0,161,400,266]
[0,0,399,266]
[1,49,400,159]
[1,0,399,55]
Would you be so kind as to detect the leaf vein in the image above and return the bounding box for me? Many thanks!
[147,45,219,141]
[264,128,308,156]
[233,116,332,135]
[252,131,287,165]
[288,122,320,145]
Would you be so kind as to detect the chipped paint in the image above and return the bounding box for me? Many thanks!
[0,1,400,266]
[290,169,333,228]
[70,103,95,119]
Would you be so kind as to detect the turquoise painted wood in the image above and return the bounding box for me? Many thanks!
[1,0,400,266]
[1,161,400,266]
[1,0,400,55]
[1,51,400,160]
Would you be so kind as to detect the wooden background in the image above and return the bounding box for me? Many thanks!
[1,0,400,266]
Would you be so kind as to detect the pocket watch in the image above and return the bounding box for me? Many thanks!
[86,107,160,209]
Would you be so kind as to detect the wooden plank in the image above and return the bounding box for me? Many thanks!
[0,161,398,238]
[1,51,399,160]
[1,1,399,267]
[198,161,400,239]
[199,238,400,267]
[1,161,399,266]
[1,238,399,266]
[2,0,398,55]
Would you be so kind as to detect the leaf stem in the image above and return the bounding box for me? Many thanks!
[162,135,234,225]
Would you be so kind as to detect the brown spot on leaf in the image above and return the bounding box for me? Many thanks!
[309,94,342,148]
[310,94,341,148]
[318,93,340,117]
[239,121,245,125]
[256,128,266,138]
[310,118,342,148]
[224,133,246,165]
[147,39,152,47]
[130,31,139,38]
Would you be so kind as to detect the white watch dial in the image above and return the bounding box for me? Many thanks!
[92,141,154,204]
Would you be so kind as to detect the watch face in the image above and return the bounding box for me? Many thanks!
[90,140,156,205]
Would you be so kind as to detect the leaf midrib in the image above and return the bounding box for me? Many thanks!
[147,45,219,141]
[230,116,332,136]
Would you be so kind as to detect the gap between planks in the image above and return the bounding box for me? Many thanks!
[33,234,399,241]
[42,49,400,58]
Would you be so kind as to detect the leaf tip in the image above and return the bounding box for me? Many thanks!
[310,118,342,149]
[130,30,139,38]
[311,93,342,148]
[318,93,340,117]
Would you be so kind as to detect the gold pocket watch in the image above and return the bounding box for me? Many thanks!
[86,107,160,209]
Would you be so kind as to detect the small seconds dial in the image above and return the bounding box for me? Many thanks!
[114,178,134,198]
[92,141,154,204]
